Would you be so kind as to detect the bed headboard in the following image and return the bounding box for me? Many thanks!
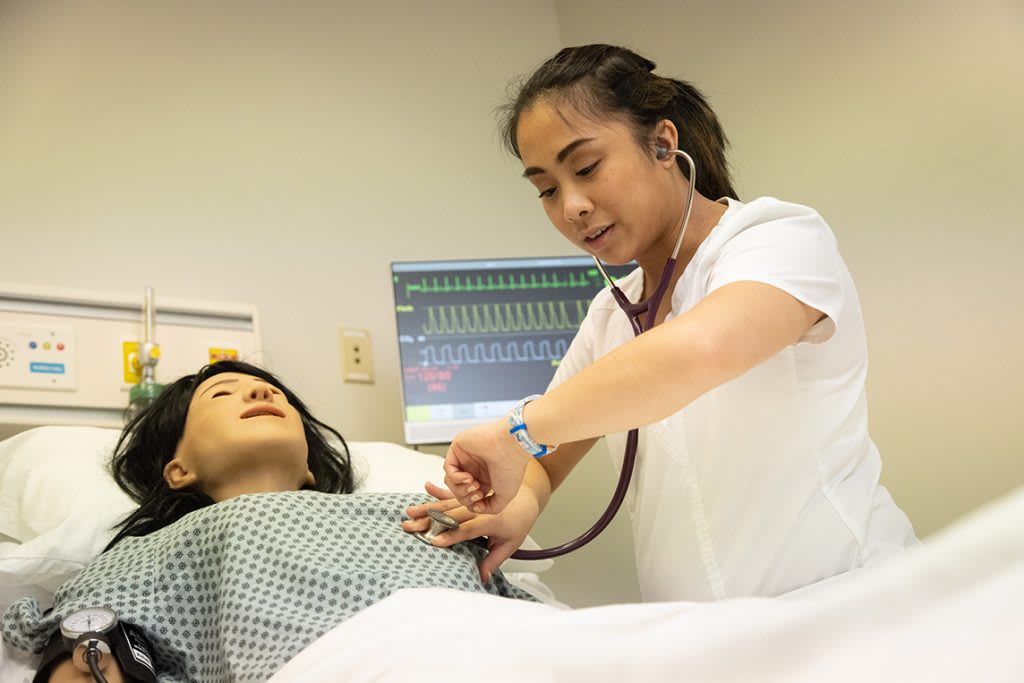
[0,283,261,440]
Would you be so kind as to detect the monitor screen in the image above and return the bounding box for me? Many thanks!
[390,256,636,444]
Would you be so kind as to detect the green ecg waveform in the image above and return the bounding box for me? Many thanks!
[422,300,591,335]
[404,270,603,299]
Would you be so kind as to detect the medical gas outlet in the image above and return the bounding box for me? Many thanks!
[340,328,375,384]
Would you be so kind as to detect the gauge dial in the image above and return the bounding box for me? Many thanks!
[60,606,118,639]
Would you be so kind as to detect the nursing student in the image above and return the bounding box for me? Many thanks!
[404,44,917,601]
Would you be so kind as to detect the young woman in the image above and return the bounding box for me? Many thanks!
[412,44,917,601]
[4,361,534,683]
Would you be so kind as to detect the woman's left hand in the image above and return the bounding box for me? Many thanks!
[443,417,532,515]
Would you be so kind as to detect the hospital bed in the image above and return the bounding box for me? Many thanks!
[4,427,1024,681]
[0,425,559,681]
[273,486,1023,682]
[3,428,1023,682]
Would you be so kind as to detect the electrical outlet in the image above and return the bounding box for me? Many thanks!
[340,328,374,384]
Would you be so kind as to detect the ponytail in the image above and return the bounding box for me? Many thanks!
[500,44,737,200]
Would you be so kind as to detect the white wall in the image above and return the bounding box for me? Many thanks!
[555,0,1024,541]
[0,1,560,439]
[0,0,642,607]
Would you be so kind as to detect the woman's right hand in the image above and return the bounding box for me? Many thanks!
[443,417,533,515]
[403,481,543,583]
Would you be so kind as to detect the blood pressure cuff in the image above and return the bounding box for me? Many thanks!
[33,622,157,683]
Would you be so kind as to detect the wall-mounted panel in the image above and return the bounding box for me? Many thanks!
[0,283,261,439]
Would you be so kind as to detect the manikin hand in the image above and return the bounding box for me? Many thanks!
[402,481,541,584]
[442,417,532,515]
[48,655,127,683]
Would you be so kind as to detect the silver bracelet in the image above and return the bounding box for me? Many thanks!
[507,394,558,458]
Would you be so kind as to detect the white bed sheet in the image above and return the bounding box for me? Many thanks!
[268,485,1024,682]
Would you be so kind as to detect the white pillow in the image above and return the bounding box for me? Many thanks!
[0,427,135,596]
[0,427,132,543]
[0,427,551,601]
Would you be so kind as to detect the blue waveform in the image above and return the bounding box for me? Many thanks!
[418,338,569,365]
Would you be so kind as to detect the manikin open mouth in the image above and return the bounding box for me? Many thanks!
[240,405,286,419]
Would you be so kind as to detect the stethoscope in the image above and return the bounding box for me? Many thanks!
[414,148,697,561]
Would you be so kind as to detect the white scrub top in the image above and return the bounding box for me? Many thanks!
[549,196,917,602]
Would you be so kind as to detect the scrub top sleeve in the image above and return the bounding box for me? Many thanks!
[705,209,845,344]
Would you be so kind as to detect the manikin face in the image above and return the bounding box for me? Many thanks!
[163,372,313,501]
[517,101,686,270]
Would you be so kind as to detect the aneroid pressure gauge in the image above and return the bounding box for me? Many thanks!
[60,606,119,675]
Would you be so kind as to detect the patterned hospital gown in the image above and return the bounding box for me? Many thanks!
[2,491,536,681]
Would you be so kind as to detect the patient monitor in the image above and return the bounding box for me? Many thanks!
[389,256,634,445]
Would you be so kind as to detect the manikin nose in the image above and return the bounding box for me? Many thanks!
[246,381,274,401]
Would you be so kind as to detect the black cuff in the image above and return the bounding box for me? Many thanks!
[111,622,157,683]
[31,630,65,683]
[31,623,157,683]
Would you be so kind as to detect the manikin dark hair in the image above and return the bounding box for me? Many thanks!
[500,44,738,201]
[107,360,355,549]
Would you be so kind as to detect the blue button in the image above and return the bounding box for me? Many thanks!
[30,362,65,375]
[29,341,37,349]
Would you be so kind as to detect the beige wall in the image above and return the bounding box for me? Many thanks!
[0,1,564,442]
[556,0,1024,540]
[2,1,1022,607]
[0,0,639,607]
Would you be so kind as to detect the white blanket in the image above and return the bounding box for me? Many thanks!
[269,486,1024,683]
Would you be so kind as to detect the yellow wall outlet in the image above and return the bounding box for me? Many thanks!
[340,328,374,384]
[209,347,239,363]
[122,341,141,384]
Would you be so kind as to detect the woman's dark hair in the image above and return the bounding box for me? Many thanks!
[500,44,737,201]
[107,360,355,549]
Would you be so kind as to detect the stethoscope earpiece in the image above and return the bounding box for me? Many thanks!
[655,145,670,160]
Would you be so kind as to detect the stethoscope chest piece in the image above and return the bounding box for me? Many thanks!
[412,508,459,545]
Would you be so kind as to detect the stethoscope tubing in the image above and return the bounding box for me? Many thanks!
[508,149,697,561]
